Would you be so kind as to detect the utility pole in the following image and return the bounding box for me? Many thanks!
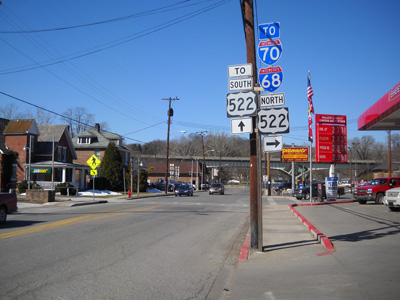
[162,97,179,194]
[198,131,207,190]
[242,0,261,250]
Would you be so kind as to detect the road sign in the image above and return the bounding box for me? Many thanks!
[259,22,280,40]
[257,107,290,134]
[87,154,101,170]
[231,118,253,134]
[258,40,282,65]
[228,64,253,78]
[90,169,98,176]
[259,66,283,92]
[226,91,257,118]
[262,135,283,153]
[228,77,253,91]
[259,92,285,107]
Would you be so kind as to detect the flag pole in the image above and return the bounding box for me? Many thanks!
[307,70,314,203]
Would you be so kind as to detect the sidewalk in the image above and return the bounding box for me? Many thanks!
[225,196,366,300]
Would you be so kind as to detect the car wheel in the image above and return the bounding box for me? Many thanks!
[375,194,384,204]
[0,206,7,224]
[209,192,211,195]
[359,200,366,204]
[389,207,400,211]
[305,193,310,200]
[296,196,302,200]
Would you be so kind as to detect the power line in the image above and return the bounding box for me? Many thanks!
[0,1,191,33]
[0,91,147,143]
[0,0,232,75]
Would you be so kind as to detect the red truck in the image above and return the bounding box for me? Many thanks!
[0,193,18,224]
[354,177,400,204]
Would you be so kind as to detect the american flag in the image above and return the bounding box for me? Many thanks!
[307,72,314,114]
[307,71,314,142]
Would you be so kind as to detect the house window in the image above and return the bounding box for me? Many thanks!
[63,147,67,162]
[11,164,17,181]
[78,137,91,144]
[58,146,62,161]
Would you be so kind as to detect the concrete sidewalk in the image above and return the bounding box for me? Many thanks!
[225,198,368,300]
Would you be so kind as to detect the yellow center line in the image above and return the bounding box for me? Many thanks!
[0,204,167,239]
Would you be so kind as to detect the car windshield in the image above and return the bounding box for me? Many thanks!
[211,183,222,187]
[370,179,388,186]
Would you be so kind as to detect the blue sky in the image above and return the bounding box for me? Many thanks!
[1,0,399,146]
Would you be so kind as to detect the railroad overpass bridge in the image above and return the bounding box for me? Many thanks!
[141,154,382,181]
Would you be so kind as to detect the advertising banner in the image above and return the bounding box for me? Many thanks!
[281,147,309,162]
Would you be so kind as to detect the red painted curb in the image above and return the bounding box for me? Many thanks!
[239,235,251,262]
[288,200,356,255]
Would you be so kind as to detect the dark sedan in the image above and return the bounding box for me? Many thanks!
[175,185,194,197]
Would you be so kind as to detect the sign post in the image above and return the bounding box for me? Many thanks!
[87,154,101,201]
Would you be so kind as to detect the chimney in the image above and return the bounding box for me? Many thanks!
[95,123,100,132]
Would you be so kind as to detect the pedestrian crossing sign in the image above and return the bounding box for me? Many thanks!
[87,154,101,170]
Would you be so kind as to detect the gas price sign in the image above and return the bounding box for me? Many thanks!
[258,40,282,65]
[258,66,283,92]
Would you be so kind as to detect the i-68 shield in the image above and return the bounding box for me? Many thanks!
[226,91,257,118]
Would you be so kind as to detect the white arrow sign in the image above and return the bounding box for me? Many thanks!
[263,135,283,153]
[231,118,253,134]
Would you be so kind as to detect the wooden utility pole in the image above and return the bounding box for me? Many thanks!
[162,97,179,194]
[242,0,261,250]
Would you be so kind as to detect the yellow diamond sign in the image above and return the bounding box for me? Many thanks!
[87,154,101,170]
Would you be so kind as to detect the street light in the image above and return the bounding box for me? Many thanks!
[23,136,32,190]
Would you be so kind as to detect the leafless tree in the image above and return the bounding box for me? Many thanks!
[62,107,94,137]
[26,108,55,125]
[0,103,26,119]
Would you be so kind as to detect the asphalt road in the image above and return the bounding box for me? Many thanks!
[1,188,250,300]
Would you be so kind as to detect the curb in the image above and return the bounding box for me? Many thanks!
[289,200,357,256]
[71,200,109,207]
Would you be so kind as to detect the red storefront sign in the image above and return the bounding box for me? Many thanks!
[315,114,347,163]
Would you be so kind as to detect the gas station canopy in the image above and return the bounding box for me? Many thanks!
[358,82,400,131]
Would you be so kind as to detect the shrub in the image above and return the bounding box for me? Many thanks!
[55,182,76,196]
[18,180,28,194]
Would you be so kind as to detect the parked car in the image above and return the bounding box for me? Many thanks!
[273,182,292,192]
[383,187,400,211]
[292,182,345,200]
[0,193,18,224]
[293,182,325,200]
[175,184,194,197]
[209,183,224,195]
[354,177,400,204]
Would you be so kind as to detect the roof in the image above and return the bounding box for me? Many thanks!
[3,119,39,135]
[36,125,77,159]
[74,128,129,151]
[358,82,400,130]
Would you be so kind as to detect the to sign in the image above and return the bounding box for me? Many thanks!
[226,91,257,118]
[259,22,280,40]
[231,118,253,134]
[259,66,283,92]
[262,135,283,153]
[228,78,253,91]
[257,107,290,134]
[258,40,282,65]
[228,64,253,78]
